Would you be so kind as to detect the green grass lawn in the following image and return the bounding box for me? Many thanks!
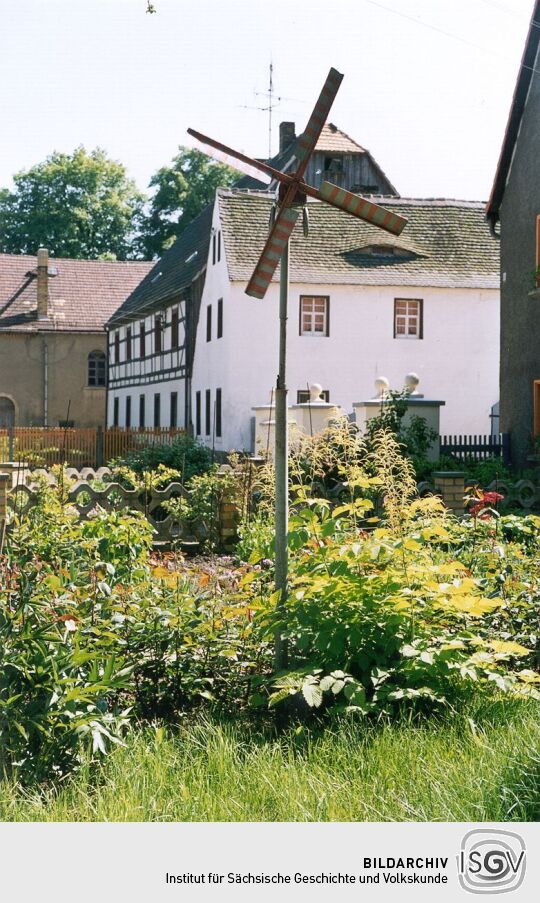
[1,697,538,822]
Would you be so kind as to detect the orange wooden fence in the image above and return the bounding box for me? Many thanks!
[0,427,185,468]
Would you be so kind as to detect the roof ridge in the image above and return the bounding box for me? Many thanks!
[219,188,487,208]
[0,251,152,266]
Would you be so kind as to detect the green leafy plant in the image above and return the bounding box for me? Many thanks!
[112,433,213,481]
[252,432,540,716]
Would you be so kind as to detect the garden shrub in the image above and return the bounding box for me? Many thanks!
[2,428,539,785]
[112,433,212,481]
[1,476,269,781]
[246,431,540,716]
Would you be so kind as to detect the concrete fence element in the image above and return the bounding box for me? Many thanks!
[252,383,342,458]
[6,471,191,542]
[432,471,466,516]
[353,375,445,462]
[3,465,248,549]
[252,403,301,460]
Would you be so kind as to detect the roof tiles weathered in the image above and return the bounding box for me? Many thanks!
[0,254,152,333]
[218,192,499,289]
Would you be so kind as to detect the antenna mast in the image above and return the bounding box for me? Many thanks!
[254,61,276,158]
[268,62,274,159]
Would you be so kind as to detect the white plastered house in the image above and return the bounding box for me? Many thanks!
[106,124,500,451]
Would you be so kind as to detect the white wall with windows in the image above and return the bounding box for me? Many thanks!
[107,378,185,429]
[107,195,499,449]
[192,269,499,452]
[190,200,230,447]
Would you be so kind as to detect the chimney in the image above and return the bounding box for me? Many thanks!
[37,247,48,319]
[279,121,296,154]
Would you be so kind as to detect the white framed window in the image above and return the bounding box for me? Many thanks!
[299,295,329,336]
[394,298,423,339]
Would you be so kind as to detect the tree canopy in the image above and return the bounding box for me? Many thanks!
[0,147,145,260]
[139,147,238,259]
[0,145,239,261]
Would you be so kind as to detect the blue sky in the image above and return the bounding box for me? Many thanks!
[0,0,534,201]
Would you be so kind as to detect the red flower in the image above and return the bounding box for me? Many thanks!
[481,491,504,505]
[468,489,504,519]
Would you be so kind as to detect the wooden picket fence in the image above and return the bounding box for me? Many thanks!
[0,427,184,469]
[440,433,511,467]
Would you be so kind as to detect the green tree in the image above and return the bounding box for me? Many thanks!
[139,147,237,258]
[0,147,145,260]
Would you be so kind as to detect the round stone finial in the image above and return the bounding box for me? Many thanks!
[404,372,420,395]
[309,382,324,403]
[374,376,390,398]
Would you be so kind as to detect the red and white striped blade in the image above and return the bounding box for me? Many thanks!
[188,128,272,185]
[294,68,343,179]
[245,206,299,299]
[318,181,407,235]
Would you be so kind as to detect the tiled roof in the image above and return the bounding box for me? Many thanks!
[315,123,366,153]
[218,192,500,289]
[0,254,153,333]
[108,203,213,325]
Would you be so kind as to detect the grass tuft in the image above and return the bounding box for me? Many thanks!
[1,698,538,822]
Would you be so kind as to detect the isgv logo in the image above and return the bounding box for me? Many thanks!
[458,829,526,895]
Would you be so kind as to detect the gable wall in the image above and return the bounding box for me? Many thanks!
[302,151,395,194]
[190,197,233,441]
[0,331,107,427]
[499,43,540,466]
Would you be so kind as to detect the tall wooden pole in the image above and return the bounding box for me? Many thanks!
[274,241,289,670]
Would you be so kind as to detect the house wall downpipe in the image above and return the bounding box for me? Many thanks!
[43,337,48,426]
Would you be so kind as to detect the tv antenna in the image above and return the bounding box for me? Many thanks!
[239,62,305,158]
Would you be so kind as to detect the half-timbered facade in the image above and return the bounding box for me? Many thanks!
[106,204,211,429]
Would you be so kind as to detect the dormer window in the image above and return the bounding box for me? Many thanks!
[355,243,415,260]
[370,245,394,257]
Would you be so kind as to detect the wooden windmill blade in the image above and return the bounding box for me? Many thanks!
[293,67,344,177]
[245,206,299,299]
[187,128,274,185]
[189,64,408,302]
[318,181,407,235]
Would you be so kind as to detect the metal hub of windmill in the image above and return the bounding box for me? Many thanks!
[189,67,408,666]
